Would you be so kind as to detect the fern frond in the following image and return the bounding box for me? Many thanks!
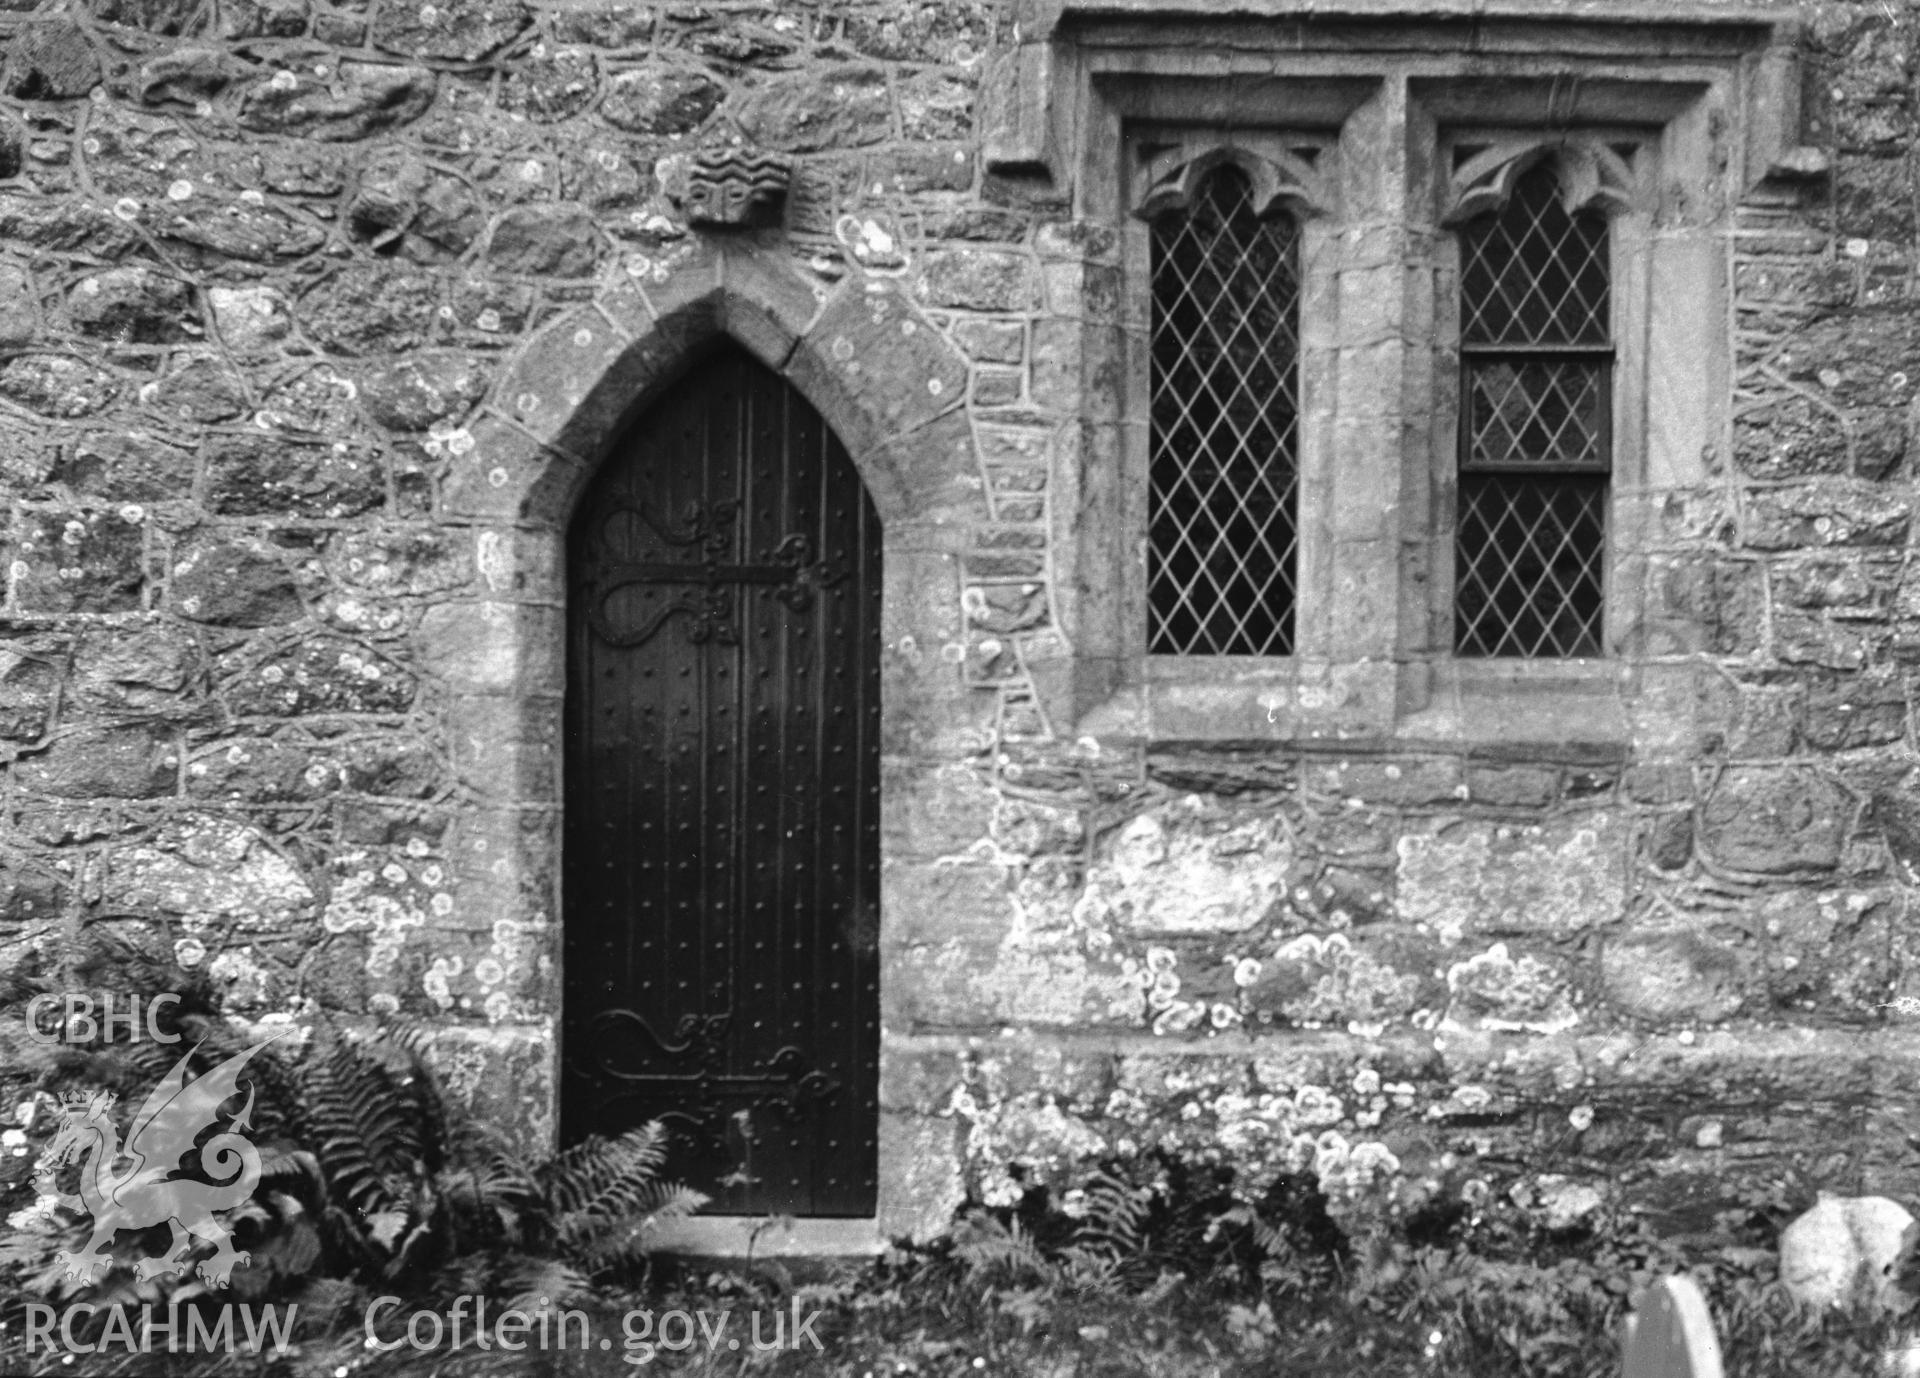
[953,1210,1055,1286]
[257,1145,327,1199]
[0,1018,65,1078]
[539,1124,671,1218]
[301,1032,426,1216]
[531,1122,703,1271]
[1072,1168,1152,1261]
[1057,1243,1127,1296]
[367,1020,453,1172]
[463,1134,542,1215]
[1217,1202,1295,1260]
[497,1257,595,1315]
[562,1183,710,1265]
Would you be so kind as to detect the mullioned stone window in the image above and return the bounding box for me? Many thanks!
[1032,4,1801,756]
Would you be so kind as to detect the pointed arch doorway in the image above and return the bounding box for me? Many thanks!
[562,342,881,1217]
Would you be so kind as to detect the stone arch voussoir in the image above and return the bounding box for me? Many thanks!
[476,240,982,533]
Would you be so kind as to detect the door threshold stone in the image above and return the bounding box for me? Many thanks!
[645,1216,887,1261]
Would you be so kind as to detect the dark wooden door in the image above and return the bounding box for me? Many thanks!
[562,345,881,1217]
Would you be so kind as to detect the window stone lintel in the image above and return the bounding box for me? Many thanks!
[1053,0,1796,35]
[998,1,1805,194]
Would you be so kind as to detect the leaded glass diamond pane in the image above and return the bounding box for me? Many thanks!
[1454,474,1606,658]
[1460,162,1609,347]
[1149,166,1300,656]
[1454,154,1613,659]
[1464,359,1606,469]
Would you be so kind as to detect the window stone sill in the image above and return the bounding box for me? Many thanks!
[1079,656,1632,757]
[1393,658,1633,760]
[1058,0,1795,29]
[1078,656,1401,744]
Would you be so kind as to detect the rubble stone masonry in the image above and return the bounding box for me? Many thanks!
[1,0,1918,1240]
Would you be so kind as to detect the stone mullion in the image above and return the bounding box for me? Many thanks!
[1397,222,1447,676]
[1318,81,1410,676]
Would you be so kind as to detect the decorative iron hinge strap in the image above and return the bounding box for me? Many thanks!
[587,534,845,647]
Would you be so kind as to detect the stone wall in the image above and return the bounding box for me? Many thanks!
[1,0,1917,1241]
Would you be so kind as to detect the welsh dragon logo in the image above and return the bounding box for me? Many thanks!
[34,1036,281,1288]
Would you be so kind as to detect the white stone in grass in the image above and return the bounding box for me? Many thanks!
[1886,1334,1920,1378]
[1778,1193,1914,1314]
[1536,1177,1603,1230]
